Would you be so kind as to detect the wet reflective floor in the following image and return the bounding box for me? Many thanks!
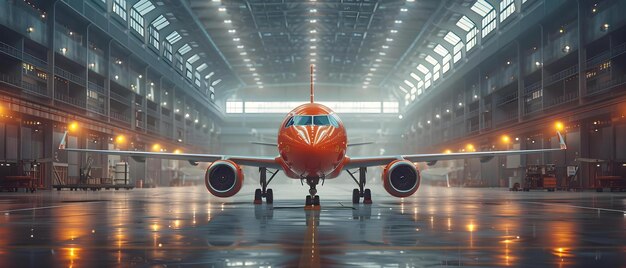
[0,183,625,267]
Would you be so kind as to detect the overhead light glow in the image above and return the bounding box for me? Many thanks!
[310,9,317,13]
[382,45,389,49]
[233,38,240,42]
[240,52,247,55]
[386,38,393,42]
[401,8,408,12]
[218,7,226,12]
[310,46,316,49]
[224,20,231,24]
[394,20,402,24]
[310,19,317,23]
[310,38,317,42]
[243,58,250,62]
[390,29,398,33]
[237,45,244,49]
[228,29,236,33]
[310,29,317,33]
[310,53,316,56]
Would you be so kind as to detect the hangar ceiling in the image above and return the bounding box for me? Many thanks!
[184,0,531,110]
[188,0,441,94]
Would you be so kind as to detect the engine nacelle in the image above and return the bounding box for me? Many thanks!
[205,160,244,198]
[382,160,420,197]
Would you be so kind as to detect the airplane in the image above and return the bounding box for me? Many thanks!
[58,65,567,208]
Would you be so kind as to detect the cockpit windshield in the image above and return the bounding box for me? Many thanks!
[285,115,339,127]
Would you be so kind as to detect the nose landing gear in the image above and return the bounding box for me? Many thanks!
[304,177,321,209]
[347,167,372,204]
[254,167,278,204]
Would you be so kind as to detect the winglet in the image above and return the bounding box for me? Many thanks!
[557,131,567,150]
[58,131,68,150]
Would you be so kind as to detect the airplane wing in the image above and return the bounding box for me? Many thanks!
[344,132,567,170]
[58,132,282,169]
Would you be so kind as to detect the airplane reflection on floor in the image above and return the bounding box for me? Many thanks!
[0,185,625,267]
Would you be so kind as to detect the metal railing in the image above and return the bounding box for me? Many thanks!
[54,92,85,108]
[0,41,21,59]
[22,52,47,68]
[546,92,579,108]
[524,81,542,95]
[109,90,128,104]
[110,111,130,123]
[87,82,105,94]
[587,75,626,95]
[544,65,578,85]
[496,91,518,107]
[55,67,85,85]
[86,103,106,115]
[21,80,48,96]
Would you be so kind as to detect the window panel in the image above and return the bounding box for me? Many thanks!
[163,41,173,61]
[112,0,127,21]
[500,0,516,22]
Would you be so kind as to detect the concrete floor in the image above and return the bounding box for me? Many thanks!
[0,182,625,267]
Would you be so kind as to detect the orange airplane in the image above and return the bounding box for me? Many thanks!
[59,65,567,207]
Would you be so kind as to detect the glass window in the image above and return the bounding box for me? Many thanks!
[112,0,127,21]
[328,115,340,127]
[163,41,172,62]
[313,115,330,126]
[129,8,144,36]
[284,117,294,127]
[148,26,159,49]
[293,116,313,126]
[500,0,516,22]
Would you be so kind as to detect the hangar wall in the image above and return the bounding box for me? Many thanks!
[402,0,626,188]
[0,0,222,188]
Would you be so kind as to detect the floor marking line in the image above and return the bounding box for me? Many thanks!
[523,201,626,214]
[1,201,107,213]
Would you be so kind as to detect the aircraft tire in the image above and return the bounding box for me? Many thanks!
[266,189,273,204]
[352,189,360,204]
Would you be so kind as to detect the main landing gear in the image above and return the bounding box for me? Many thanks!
[304,177,321,208]
[254,167,278,204]
[347,167,372,204]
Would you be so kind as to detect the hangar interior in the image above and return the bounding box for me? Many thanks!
[0,0,626,267]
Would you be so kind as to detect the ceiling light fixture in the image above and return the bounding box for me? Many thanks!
[401,8,408,12]
[218,7,226,12]
[233,38,240,42]
[224,20,231,24]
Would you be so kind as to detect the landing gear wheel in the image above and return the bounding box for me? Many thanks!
[313,195,320,206]
[352,189,360,204]
[305,195,313,206]
[266,188,274,204]
[254,189,262,204]
[363,189,372,204]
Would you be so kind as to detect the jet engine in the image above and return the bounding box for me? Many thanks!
[205,160,243,197]
[382,160,420,197]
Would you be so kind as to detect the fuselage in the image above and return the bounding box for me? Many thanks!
[277,103,347,179]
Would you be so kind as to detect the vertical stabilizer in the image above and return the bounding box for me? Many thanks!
[310,64,314,103]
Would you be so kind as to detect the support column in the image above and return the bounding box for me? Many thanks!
[577,0,588,104]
